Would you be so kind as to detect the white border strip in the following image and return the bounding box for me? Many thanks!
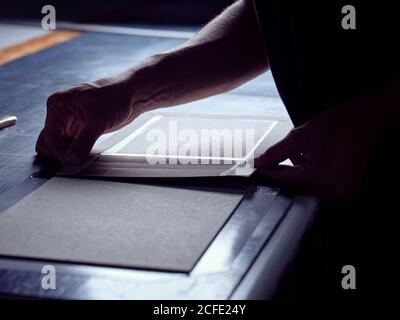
[101,153,245,162]
[103,115,163,154]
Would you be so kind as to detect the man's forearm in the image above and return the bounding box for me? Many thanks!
[113,0,268,116]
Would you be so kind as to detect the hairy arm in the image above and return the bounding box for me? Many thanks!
[36,0,268,164]
[94,0,268,113]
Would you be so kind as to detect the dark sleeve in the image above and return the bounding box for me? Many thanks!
[253,0,400,126]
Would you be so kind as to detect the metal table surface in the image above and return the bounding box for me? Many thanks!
[0,26,318,299]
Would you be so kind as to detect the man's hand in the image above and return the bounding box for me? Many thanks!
[255,95,389,199]
[35,79,135,165]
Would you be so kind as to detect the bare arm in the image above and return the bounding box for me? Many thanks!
[125,0,268,113]
[36,0,268,164]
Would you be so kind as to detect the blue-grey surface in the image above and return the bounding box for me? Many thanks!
[0,31,286,194]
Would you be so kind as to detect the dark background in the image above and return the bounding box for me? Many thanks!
[0,0,233,25]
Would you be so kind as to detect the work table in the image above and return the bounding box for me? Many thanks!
[0,24,318,299]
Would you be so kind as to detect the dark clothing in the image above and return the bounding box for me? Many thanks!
[253,0,400,298]
[254,0,399,126]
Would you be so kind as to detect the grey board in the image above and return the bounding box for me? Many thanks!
[0,177,245,272]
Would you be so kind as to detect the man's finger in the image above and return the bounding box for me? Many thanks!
[42,124,68,163]
[35,130,48,156]
[35,130,54,159]
[63,123,103,166]
[255,130,301,168]
[37,97,71,163]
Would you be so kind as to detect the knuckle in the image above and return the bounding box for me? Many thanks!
[287,127,307,147]
[46,93,58,104]
[265,143,279,155]
[46,86,83,109]
[291,126,306,136]
[46,92,64,109]
[287,128,300,139]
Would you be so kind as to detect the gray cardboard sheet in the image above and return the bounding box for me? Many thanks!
[0,177,244,272]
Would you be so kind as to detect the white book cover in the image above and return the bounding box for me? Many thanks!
[60,111,293,178]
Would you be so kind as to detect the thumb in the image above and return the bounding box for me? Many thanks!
[63,123,103,166]
[255,129,301,168]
